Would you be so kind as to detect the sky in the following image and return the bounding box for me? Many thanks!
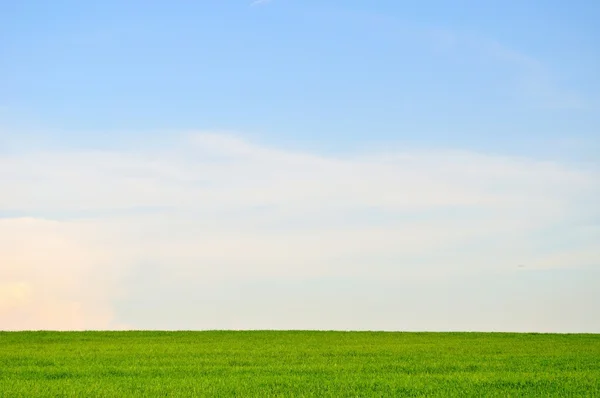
[1,0,599,332]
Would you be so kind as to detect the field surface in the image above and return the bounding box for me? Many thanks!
[0,331,599,397]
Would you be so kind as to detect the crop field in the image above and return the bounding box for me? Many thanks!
[0,331,599,397]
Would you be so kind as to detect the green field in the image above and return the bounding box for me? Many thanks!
[1,331,599,397]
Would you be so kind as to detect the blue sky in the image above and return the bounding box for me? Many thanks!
[0,1,599,331]
[3,0,599,155]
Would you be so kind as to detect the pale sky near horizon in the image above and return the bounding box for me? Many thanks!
[1,1,599,332]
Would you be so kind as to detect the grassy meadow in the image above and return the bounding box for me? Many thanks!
[0,331,599,397]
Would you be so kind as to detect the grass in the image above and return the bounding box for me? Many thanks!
[0,331,599,397]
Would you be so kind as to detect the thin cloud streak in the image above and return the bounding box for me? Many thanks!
[251,0,273,6]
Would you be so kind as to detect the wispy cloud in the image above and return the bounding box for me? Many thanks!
[427,28,589,110]
[1,132,599,331]
[251,0,273,6]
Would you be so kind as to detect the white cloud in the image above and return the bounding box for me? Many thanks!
[1,132,598,331]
